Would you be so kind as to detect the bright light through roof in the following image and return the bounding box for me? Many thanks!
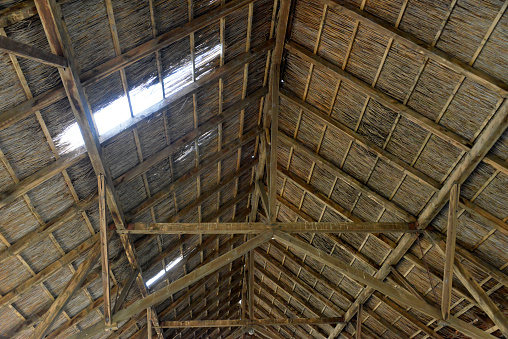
[146,256,183,288]
[56,44,221,153]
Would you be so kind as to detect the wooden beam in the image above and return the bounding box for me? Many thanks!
[269,64,280,223]
[32,240,101,338]
[255,180,270,217]
[355,304,362,339]
[0,0,37,28]
[429,232,508,337]
[317,0,508,97]
[273,231,495,339]
[147,307,152,339]
[118,221,417,234]
[97,174,111,327]
[71,231,272,338]
[0,35,67,67]
[113,269,138,314]
[159,317,344,328]
[441,183,460,320]
[284,41,508,176]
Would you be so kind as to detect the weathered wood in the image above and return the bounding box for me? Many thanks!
[356,304,362,339]
[0,0,37,28]
[34,1,164,335]
[429,232,508,337]
[389,266,425,301]
[255,180,270,217]
[273,231,495,339]
[0,35,67,67]
[318,0,508,96]
[97,174,111,326]
[442,183,460,320]
[113,269,138,314]
[33,240,101,338]
[118,221,416,234]
[269,64,280,223]
[71,231,272,338]
[159,317,343,328]
[147,307,152,339]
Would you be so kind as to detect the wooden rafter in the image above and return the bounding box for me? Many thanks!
[0,35,67,67]
[159,317,344,328]
[0,0,37,28]
[118,221,417,234]
[429,232,508,337]
[32,240,101,338]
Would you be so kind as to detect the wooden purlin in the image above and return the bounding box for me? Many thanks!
[0,35,67,67]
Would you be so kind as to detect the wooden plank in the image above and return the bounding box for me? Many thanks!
[71,231,272,338]
[442,183,459,320]
[33,240,101,339]
[356,304,362,339]
[118,221,416,234]
[147,307,152,339]
[269,64,280,223]
[273,231,495,339]
[317,0,508,97]
[0,35,67,67]
[97,174,111,327]
[255,180,270,217]
[429,232,508,337]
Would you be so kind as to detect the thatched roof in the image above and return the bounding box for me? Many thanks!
[0,0,507,338]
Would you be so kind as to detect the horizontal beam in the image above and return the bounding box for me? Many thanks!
[159,317,344,328]
[116,221,418,234]
[0,35,67,67]
[0,0,37,28]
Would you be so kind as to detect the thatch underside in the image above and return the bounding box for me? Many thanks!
[0,0,507,338]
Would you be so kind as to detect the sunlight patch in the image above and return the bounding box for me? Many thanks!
[146,256,183,288]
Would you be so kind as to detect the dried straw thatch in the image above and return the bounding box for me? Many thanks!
[0,0,507,338]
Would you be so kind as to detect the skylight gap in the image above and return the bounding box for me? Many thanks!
[56,44,221,154]
[146,256,183,288]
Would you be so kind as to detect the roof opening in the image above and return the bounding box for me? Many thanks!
[56,44,221,154]
[146,256,183,288]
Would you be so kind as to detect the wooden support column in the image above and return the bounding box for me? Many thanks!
[273,231,495,339]
[356,304,362,339]
[0,35,67,67]
[268,64,280,223]
[33,240,101,339]
[147,307,152,339]
[442,183,459,320]
[97,174,111,327]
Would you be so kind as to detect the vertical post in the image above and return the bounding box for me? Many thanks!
[441,183,459,320]
[268,64,280,223]
[147,307,153,339]
[248,250,254,320]
[356,304,362,339]
[98,174,111,326]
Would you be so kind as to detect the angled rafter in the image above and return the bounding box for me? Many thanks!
[0,0,37,28]
[32,240,101,338]
[0,35,67,67]
[273,231,495,339]
[97,174,111,327]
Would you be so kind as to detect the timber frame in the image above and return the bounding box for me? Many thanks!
[0,0,507,338]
